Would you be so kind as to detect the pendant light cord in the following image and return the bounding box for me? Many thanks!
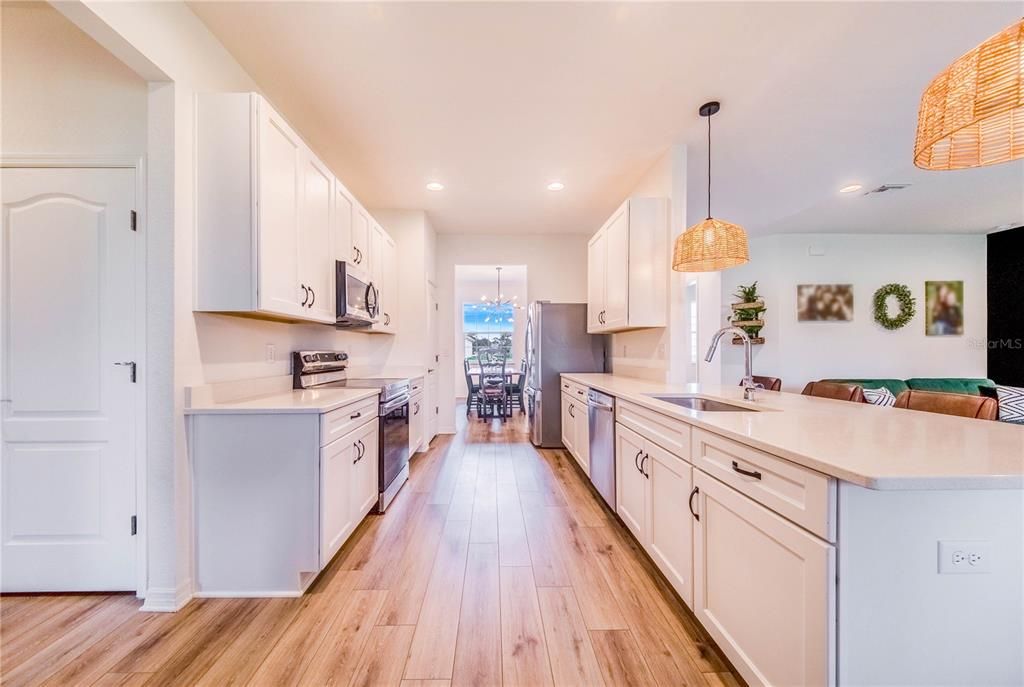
[706,112,712,220]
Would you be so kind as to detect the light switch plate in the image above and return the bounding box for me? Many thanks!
[938,540,992,574]
[265,344,276,363]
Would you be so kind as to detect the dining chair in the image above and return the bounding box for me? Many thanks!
[801,381,865,403]
[741,375,781,392]
[464,358,481,416]
[506,359,526,414]
[477,351,509,422]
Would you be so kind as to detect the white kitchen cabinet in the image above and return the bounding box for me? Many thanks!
[369,220,385,288]
[560,392,588,475]
[693,469,835,687]
[299,149,335,323]
[587,198,669,333]
[425,368,439,444]
[319,432,355,568]
[195,92,337,324]
[368,230,398,334]
[351,203,371,274]
[615,422,694,606]
[615,423,646,540]
[352,419,380,518]
[561,392,576,458]
[409,390,425,454]
[333,178,354,263]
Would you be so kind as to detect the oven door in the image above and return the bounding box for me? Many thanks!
[336,260,379,327]
[378,395,410,508]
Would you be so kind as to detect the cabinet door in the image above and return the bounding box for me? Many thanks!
[603,203,630,329]
[615,423,646,540]
[425,369,438,443]
[693,470,835,687]
[587,231,606,332]
[370,231,398,334]
[647,442,694,607]
[320,436,355,568]
[351,204,370,273]
[333,179,354,263]
[560,393,575,457]
[352,420,380,518]
[256,101,304,318]
[409,392,425,454]
[574,403,590,476]
[299,150,335,323]
[368,221,385,290]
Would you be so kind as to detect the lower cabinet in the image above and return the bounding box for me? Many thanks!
[615,423,694,606]
[560,392,588,475]
[320,418,378,569]
[409,391,425,454]
[693,469,835,687]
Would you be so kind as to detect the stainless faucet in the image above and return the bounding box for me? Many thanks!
[705,326,758,401]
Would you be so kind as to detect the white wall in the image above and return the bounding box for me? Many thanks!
[719,234,988,392]
[453,268,528,398]
[436,234,587,431]
[51,0,430,609]
[0,3,148,156]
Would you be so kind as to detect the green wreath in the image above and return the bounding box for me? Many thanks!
[873,283,916,330]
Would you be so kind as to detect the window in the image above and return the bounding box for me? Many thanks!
[463,303,514,361]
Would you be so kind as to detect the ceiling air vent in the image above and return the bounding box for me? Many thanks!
[863,184,911,195]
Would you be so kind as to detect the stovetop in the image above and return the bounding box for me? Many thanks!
[292,351,410,403]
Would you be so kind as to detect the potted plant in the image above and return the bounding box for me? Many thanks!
[731,281,766,344]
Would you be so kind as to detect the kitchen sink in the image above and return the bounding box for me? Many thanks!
[645,395,757,412]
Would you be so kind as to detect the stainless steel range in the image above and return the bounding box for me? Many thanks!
[293,351,411,512]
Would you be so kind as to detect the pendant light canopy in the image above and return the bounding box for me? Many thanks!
[672,101,749,272]
[914,18,1024,170]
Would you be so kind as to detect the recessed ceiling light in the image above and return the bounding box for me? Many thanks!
[547,181,565,191]
[426,182,444,191]
[839,184,863,194]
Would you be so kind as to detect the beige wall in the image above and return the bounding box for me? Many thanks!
[0,2,147,156]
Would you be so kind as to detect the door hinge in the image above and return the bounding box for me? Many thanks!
[130,515,137,535]
[130,210,137,232]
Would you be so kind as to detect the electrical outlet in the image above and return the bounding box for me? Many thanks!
[265,344,276,363]
[938,540,992,574]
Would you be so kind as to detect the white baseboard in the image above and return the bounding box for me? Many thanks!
[193,589,303,598]
[140,578,193,612]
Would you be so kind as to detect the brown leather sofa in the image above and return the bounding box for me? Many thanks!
[893,389,999,420]
[801,381,865,403]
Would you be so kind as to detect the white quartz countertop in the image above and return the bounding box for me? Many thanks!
[184,387,380,415]
[562,373,1024,490]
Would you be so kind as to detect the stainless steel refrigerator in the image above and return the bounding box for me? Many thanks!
[524,302,607,447]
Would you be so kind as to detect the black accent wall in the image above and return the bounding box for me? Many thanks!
[988,226,1024,385]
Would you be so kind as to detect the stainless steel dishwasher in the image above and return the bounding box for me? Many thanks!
[587,389,616,510]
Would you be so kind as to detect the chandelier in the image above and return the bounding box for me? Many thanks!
[478,267,522,309]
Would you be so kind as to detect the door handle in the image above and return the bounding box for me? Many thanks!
[308,287,315,308]
[634,449,643,473]
[689,486,700,521]
[300,284,309,306]
[640,453,650,479]
[114,361,137,383]
[731,461,762,480]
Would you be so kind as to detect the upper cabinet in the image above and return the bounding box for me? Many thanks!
[195,92,395,329]
[368,227,398,335]
[587,198,669,334]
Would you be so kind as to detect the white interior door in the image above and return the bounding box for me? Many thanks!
[1,167,137,591]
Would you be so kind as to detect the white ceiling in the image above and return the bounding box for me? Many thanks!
[190,1,1023,236]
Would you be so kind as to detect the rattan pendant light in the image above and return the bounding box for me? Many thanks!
[914,18,1024,170]
[672,101,749,272]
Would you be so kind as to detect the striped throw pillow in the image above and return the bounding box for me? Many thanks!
[996,385,1024,424]
[863,387,897,407]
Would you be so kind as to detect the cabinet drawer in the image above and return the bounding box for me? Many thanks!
[320,397,378,447]
[691,428,835,541]
[560,378,589,402]
[410,376,425,395]
[616,399,691,461]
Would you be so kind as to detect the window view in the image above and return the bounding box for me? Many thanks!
[463,303,515,361]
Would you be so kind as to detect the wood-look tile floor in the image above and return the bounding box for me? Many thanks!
[1,410,742,687]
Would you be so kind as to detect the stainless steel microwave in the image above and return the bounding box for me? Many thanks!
[336,261,379,327]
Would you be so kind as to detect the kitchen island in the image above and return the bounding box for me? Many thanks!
[561,372,1023,687]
